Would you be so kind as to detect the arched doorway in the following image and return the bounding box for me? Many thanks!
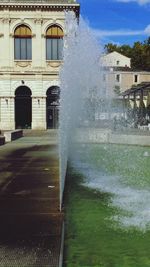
[46,86,60,129]
[15,86,32,129]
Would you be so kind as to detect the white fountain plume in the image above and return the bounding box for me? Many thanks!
[58,12,150,231]
[59,12,103,207]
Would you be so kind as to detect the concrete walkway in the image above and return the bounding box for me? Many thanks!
[0,130,62,267]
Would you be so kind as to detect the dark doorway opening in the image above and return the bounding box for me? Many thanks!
[15,86,32,129]
[46,86,60,129]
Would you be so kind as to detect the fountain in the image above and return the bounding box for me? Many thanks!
[59,11,103,207]
[59,11,150,231]
[59,11,150,267]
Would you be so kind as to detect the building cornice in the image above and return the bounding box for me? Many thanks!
[0,1,80,17]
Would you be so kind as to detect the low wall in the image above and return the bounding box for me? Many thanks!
[3,130,23,142]
[109,133,150,146]
[0,136,5,146]
[76,128,150,146]
[76,128,110,143]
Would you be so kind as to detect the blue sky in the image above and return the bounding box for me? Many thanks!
[78,0,150,46]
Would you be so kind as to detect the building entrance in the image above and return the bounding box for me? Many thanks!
[15,86,32,129]
[46,86,59,129]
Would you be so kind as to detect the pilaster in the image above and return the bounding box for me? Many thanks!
[1,16,11,68]
[32,97,46,130]
[32,17,43,68]
[0,97,15,130]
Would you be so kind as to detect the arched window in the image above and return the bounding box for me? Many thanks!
[46,25,63,60]
[14,25,32,60]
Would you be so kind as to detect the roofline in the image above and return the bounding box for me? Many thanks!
[109,70,150,74]
[0,2,80,6]
[121,82,150,96]
[0,2,80,17]
[103,51,131,60]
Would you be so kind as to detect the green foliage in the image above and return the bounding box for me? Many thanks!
[104,37,150,70]
[114,85,120,95]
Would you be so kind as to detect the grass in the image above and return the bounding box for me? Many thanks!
[64,144,150,267]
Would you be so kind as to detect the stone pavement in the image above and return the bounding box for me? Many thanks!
[0,130,63,267]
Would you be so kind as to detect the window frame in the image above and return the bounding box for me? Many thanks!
[14,25,32,61]
[134,74,139,83]
[46,25,64,61]
[115,73,121,83]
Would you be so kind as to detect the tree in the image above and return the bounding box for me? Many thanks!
[131,41,145,70]
[104,43,119,53]
[119,44,132,58]
[114,85,120,95]
[104,37,150,70]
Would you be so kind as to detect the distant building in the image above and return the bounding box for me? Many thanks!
[100,51,150,98]
[100,51,131,69]
[102,71,150,98]
[0,0,80,130]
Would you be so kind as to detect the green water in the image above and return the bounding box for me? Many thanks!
[64,144,150,267]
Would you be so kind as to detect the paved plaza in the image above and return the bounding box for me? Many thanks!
[0,130,62,267]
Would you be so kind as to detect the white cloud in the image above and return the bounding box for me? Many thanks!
[144,24,150,34]
[116,0,150,5]
[93,29,143,37]
[92,24,150,37]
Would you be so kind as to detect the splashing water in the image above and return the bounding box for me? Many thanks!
[59,12,149,231]
[71,152,150,231]
[59,12,103,206]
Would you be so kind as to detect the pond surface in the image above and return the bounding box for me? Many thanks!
[64,144,150,267]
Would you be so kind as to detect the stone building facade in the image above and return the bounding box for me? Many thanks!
[103,71,150,98]
[101,52,150,97]
[0,0,79,130]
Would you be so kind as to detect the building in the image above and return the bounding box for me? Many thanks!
[100,51,131,69]
[122,82,150,117]
[0,0,80,130]
[100,52,150,97]
[103,70,150,98]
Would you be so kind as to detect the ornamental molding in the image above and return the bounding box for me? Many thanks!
[10,19,35,34]
[15,61,32,68]
[42,19,53,25]
[9,18,18,24]
[43,20,64,32]
[12,80,34,95]
[34,18,43,24]
[43,80,60,94]
[46,61,62,68]
[2,18,11,24]
[0,4,80,17]
[10,33,36,37]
